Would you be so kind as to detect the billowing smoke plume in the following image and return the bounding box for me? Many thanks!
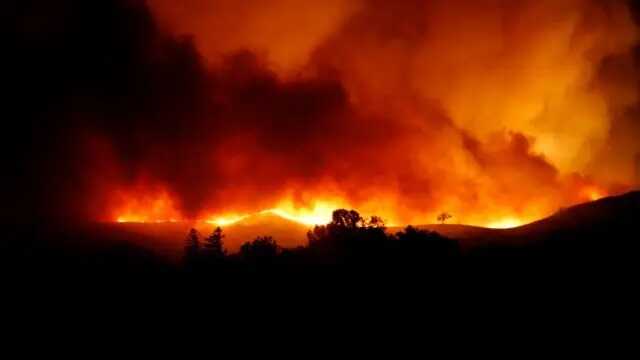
[6,0,640,225]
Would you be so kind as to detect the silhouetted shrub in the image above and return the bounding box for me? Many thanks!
[437,212,452,224]
[394,226,461,259]
[239,236,280,264]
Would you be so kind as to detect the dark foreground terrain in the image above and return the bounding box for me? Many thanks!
[1,191,638,289]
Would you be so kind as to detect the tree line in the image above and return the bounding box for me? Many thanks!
[183,209,460,271]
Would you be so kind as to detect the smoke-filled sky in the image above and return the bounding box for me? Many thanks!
[6,0,640,226]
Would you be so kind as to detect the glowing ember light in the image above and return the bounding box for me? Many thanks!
[486,218,523,229]
[262,201,342,226]
[583,187,606,201]
[205,214,250,226]
[200,201,344,227]
[111,189,182,223]
[588,191,604,201]
[116,216,179,223]
[262,209,327,226]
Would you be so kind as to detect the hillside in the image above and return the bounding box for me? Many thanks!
[81,213,312,262]
[203,212,311,251]
[2,191,638,272]
[405,191,640,254]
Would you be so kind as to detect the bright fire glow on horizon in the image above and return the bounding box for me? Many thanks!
[116,205,531,229]
[485,217,526,229]
[205,214,250,226]
[116,216,179,224]
[113,190,182,224]
[583,186,607,202]
[117,209,532,229]
[262,200,342,226]
[111,185,612,228]
[203,200,342,227]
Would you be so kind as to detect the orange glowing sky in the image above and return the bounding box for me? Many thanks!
[10,0,640,230]
[85,1,640,227]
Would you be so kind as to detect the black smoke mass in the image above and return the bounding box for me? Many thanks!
[6,0,384,221]
[4,0,640,226]
[6,0,207,220]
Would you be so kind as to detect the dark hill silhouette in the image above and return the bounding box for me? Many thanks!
[383,191,640,254]
[2,191,637,278]
[217,212,310,250]
[0,221,172,278]
[35,213,311,262]
[514,190,639,236]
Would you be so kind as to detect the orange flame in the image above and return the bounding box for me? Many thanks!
[485,217,525,229]
[581,186,607,202]
[110,182,616,229]
[111,189,181,223]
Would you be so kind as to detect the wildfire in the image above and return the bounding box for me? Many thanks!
[202,200,343,227]
[262,208,329,226]
[485,217,525,229]
[111,189,181,224]
[20,0,639,237]
[111,191,344,226]
[109,186,354,227]
[582,186,607,202]
[205,214,250,226]
[109,183,617,230]
[261,200,343,226]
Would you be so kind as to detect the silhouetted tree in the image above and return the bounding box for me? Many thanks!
[366,216,385,228]
[204,226,226,260]
[332,209,364,229]
[307,209,389,263]
[184,228,201,266]
[239,236,280,264]
[437,212,452,224]
[180,208,460,272]
[307,225,328,247]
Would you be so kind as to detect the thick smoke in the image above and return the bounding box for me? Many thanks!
[6,0,640,225]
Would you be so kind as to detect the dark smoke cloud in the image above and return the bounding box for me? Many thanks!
[5,0,209,220]
[5,0,401,220]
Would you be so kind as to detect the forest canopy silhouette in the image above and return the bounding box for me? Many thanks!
[180,209,461,272]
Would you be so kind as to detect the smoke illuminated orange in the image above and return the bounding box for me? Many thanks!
[94,0,637,232]
[111,189,182,224]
